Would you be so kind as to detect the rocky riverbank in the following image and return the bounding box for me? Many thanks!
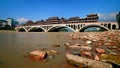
[26,30,120,68]
[66,30,120,68]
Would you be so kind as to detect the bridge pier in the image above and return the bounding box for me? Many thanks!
[75,29,79,32]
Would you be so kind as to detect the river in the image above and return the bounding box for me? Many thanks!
[0,32,85,68]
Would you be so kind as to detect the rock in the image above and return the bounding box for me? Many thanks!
[111,41,118,46]
[66,54,112,68]
[107,46,113,49]
[72,35,78,40]
[64,42,71,46]
[104,42,111,46]
[101,54,120,65]
[103,60,120,68]
[29,50,47,61]
[96,48,106,54]
[106,49,117,55]
[53,44,60,47]
[68,33,79,40]
[86,40,92,44]
[97,42,103,46]
[80,51,91,57]
[112,46,118,49]
[80,45,92,50]
[94,54,100,61]
[48,55,54,60]
[73,43,80,46]
[68,45,80,49]
[47,50,59,54]
[68,33,73,39]
[117,48,120,52]
[84,51,91,56]
[92,37,98,41]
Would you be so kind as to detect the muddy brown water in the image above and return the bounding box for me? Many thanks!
[0,32,87,68]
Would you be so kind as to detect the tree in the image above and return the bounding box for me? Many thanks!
[4,24,11,28]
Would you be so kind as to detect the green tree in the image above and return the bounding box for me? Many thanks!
[4,24,11,28]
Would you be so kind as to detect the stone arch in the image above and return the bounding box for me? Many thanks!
[101,23,103,26]
[112,24,116,29]
[108,23,111,29]
[47,26,75,32]
[17,27,27,32]
[79,24,109,32]
[104,23,107,27]
[28,27,46,32]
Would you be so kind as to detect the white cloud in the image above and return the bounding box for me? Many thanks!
[98,12,118,22]
[17,18,28,24]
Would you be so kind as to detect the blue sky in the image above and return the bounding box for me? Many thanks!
[0,0,120,23]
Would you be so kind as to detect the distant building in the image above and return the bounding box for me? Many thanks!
[12,21,19,27]
[86,14,98,22]
[60,17,67,24]
[67,14,98,23]
[46,16,60,24]
[116,12,120,22]
[68,16,80,23]
[0,20,7,27]
[116,12,120,29]
[0,18,19,27]
[6,18,13,26]
[35,20,45,25]
[23,13,99,25]
[6,18,19,27]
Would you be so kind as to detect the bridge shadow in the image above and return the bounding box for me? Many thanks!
[48,27,74,32]
[28,28,45,32]
[18,28,26,32]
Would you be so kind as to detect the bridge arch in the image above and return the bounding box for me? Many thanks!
[112,24,116,29]
[79,24,109,32]
[47,26,75,32]
[17,27,27,32]
[28,26,46,32]
[108,23,111,29]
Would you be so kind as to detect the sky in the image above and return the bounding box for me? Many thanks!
[0,0,120,23]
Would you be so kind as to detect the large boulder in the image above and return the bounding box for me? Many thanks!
[29,50,47,61]
[101,54,120,66]
[66,54,112,68]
